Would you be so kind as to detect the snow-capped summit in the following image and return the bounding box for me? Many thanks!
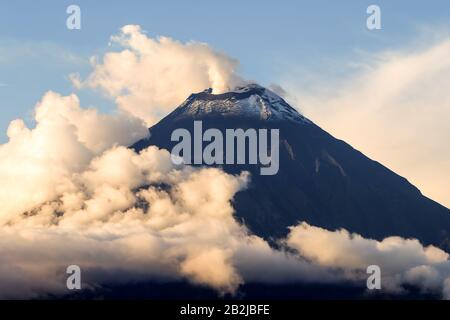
[173,83,310,124]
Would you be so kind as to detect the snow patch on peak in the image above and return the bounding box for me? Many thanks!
[177,84,310,124]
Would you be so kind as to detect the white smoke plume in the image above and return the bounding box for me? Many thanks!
[72,25,245,126]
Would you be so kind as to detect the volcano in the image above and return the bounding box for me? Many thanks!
[132,84,450,249]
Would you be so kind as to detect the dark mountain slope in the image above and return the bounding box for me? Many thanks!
[132,84,450,249]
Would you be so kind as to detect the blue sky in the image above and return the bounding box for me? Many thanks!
[1,0,450,142]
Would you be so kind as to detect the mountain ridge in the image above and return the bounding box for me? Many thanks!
[172,83,310,124]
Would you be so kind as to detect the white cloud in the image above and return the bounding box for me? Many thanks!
[0,91,148,223]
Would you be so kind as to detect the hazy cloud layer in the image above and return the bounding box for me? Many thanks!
[286,38,450,208]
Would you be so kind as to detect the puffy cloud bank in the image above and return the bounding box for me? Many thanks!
[0,91,148,223]
[1,25,450,299]
[287,223,450,297]
[72,25,245,126]
[0,146,253,297]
